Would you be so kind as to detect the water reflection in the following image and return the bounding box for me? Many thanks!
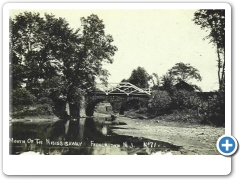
[9,117,181,155]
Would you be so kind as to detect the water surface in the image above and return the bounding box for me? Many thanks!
[9,117,181,155]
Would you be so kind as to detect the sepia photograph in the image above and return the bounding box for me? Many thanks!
[9,7,226,156]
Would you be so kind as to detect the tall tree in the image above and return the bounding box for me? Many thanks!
[10,12,46,90]
[10,12,118,118]
[64,14,118,117]
[127,67,150,88]
[193,10,225,90]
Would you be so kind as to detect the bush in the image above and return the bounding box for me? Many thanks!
[12,104,53,118]
[148,89,201,117]
[148,90,172,115]
[11,88,36,107]
[199,91,225,126]
[37,97,53,106]
[171,90,200,110]
[10,89,55,118]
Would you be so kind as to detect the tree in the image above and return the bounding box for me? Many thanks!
[160,63,202,94]
[127,67,150,88]
[168,62,202,83]
[193,10,225,90]
[10,12,82,117]
[10,12,118,118]
[121,78,128,83]
[149,73,161,90]
[161,73,175,94]
[148,90,172,115]
[10,13,46,90]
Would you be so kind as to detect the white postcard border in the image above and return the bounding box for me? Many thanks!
[3,2,231,175]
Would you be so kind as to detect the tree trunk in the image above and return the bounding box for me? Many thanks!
[220,50,225,90]
[216,46,222,90]
[68,103,80,119]
[52,99,68,120]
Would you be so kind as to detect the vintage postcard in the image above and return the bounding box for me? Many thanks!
[3,2,232,175]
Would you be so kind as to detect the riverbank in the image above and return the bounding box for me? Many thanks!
[111,116,224,155]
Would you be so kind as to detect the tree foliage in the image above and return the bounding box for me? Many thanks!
[193,10,225,50]
[127,67,150,88]
[160,73,175,94]
[168,62,202,82]
[171,90,200,110]
[11,88,36,107]
[10,12,118,118]
[192,10,225,126]
[193,9,225,90]
[148,90,172,115]
[159,63,202,94]
[199,90,225,126]
[149,73,161,90]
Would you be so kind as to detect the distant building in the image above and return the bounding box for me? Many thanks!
[174,80,195,92]
[174,80,219,100]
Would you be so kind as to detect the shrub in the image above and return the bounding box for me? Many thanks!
[37,97,53,106]
[171,90,200,110]
[10,88,36,117]
[148,90,172,115]
[28,104,53,116]
[199,91,225,126]
[12,104,53,118]
[10,89,55,118]
[11,88,36,107]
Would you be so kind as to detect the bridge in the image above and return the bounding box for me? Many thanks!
[91,82,151,96]
[82,82,152,117]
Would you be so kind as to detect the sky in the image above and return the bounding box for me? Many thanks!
[10,9,219,92]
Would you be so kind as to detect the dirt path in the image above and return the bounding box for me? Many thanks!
[112,116,224,155]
